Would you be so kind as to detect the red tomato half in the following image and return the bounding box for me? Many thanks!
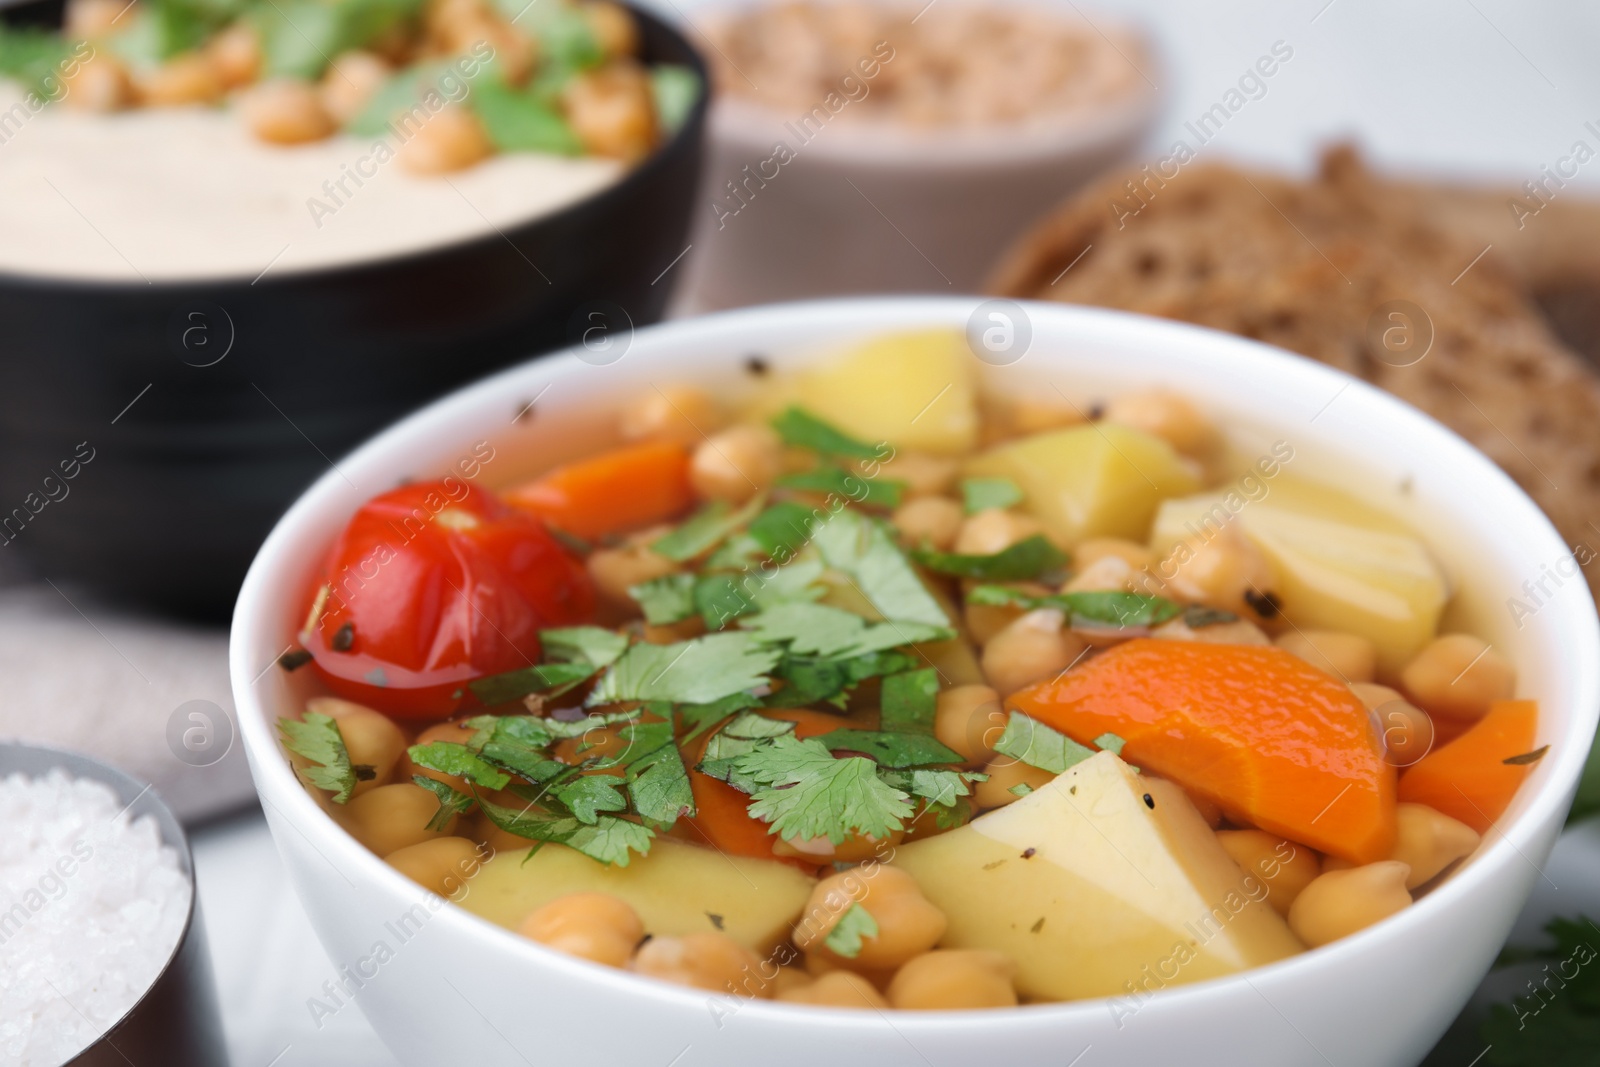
[302,480,595,719]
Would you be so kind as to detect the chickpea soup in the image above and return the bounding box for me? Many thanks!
[273,329,1543,1009]
[0,0,697,280]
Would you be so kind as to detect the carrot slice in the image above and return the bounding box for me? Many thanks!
[1398,699,1539,833]
[681,710,849,866]
[504,441,694,540]
[1009,638,1398,863]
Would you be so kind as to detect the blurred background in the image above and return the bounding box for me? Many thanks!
[2,0,1598,1062]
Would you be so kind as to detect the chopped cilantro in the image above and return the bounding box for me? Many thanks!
[541,627,630,667]
[961,477,1025,514]
[589,633,780,706]
[278,713,360,804]
[824,903,879,958]
[880,668,939,735]
[468,662,595,706]
[878,766,983,805]
[412,775,476,831]
[777,466,905,508]
[771,406,882,460]
[1008,783,1034,798]
[816,729,964,768]
[607,720,694,828]
[912,535,1068,582]
[993,711,1098,774]
[630,573,697,625]
[811,509,949,628]
[969,585,1183,629]
[693,573,759,629]
[652,495,767,562]
[675,692,761,742]
[735,735,914,845]
[741,603,951,658]
[406,742,511,791]
[697,712,796,790]
[747,501,826,561]
[547,775,628,824]
[1093,733,1128,757]
[768,648,917,708]
[476,792,653,867]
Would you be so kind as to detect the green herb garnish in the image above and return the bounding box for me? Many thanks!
[412,775,477,831]
[824,903,879,959]
[961,477,1024,514]
[777,466,905,508]
[812,508,950,628]
[653,495,767,562]
[630,573,697,625]
[589,633,780,706]
[278,712,360,804]
[969,585,1184,629]
[406,742,510,790]
[992,711,1098,775]
[912,535,1068,582]
[471,77,583,154]
[735,735,914,845]
[741,603,951,659]
[879,668,939,735]
[771,406,882,460]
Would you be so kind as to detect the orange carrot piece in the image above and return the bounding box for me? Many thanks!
[1009,638,1398,864]
[505,441,694,540]
[1398,699,1539,833]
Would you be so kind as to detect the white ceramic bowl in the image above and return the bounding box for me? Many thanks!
[231,297,1599,1067]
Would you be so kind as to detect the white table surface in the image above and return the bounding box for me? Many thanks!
[14,1,1600,1064]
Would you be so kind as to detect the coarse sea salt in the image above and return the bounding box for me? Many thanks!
[0,769,192,1067]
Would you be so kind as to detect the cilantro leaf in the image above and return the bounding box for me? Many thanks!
[652,495,767,561]
[615,721,694,828]
[824,903,879,959]
[993,711,1097,774]
[770,649,917,708]
[969,585,1183,629]
[541,627,629,667]
[630,573,697,625]
[771,406,881,460]
[468,662,596,706]
[961,477,1024,514]
[412,775,477,831]
[816,729,964,768]
[777,466,904,508]
[747,501,826,562]
[471,77,582,154]
[278,713,359,804]
[589,633,780,706]
[880,668,939,735]
[476,792,653,866]
[879,767,984,806]
[698,712,797,790]
[548,775,628,824]
[676,692,761,742]
[694,573,760,630]
[470,712,639,781]
[651,64,700,134]
[406,742,511,791]
[811,509,949,628]
[912,535,1068,582]
[1094,733,1127,757]
[735,735,914,844]
[740,603,951,659]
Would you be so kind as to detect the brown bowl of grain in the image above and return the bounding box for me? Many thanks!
[682,0,1162,308]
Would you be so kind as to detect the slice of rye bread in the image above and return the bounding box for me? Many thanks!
[988,146,1600,604]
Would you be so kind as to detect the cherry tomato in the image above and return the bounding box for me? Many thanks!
[302,480,595,719]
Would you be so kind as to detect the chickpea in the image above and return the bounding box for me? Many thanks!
[887,950,1017,1010]
[1158,528,1279,622]
[963,585,1032,646]
[772,829,901,865]
[138,52,225,106]
[1399,634,1515,723]
[587,543,679,605]
[1215,830,1321,918]
[618,385,722,445]
[65,0,125,37]
[1151,616,1271,646]
[1104,389,1218,457]
[385,836,485,896]
[792,865,946,971]
[562,61,658,161]
[399,719,479,791]
[396,107,493,174]
[875,452,958,497]
[894,497,964,552]
[520,892,644,968]
[321,51,390,125]
[242,79,336,145]
[933,684,1005,764]
[1074,538,1155,571]
[981,609,1085,696]
[973,756,1055,810]
[1391,803,1480,888]
[62,54,134,112]
[206,22,260,89]
[980,393,1083,442]
[777,970,889,1009]
[954,508,1043,556]
[1062,554,1135,594]
[583,0,640,56]
[1275,630,1376,683]
[306,697,408,796]
[340,782,459,855]
[689,424,782,504]
[1350,683,1435,768]
[1287,861,1412,948]
[632,932,764,994]
[769,966,813,997]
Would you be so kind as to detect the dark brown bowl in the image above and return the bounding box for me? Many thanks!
[0,4,707,618]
